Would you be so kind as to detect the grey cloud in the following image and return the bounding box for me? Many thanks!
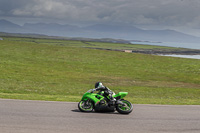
[0,0,34,15]
[1,0,200,30]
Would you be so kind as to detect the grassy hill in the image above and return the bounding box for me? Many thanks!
[0,37,200,104]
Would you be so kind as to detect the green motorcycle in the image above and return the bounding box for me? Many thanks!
[78,88,133,114]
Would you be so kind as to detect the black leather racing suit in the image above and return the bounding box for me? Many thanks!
[95,87,114,101]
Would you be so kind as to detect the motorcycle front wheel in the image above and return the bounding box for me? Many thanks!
[116,100,133,114]
[78,100,94,112]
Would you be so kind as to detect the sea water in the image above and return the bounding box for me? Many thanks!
[131,41,200,59]
[131,41,200,49]
[160,54,200,59]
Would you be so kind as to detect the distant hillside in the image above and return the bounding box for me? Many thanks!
[0,32,130,44]
[1,19,200,43]
[0,19,21,28]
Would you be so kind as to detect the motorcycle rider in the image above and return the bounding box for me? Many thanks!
[93,82,116,105]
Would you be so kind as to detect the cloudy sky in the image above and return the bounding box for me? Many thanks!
[1,0,200,37]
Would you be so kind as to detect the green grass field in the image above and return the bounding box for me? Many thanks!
[0,37,200,104]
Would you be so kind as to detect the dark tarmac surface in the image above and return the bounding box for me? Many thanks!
[0,99,200,133]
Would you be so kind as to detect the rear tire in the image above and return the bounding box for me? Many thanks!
[116,100,133,114]
[78,100,94,112]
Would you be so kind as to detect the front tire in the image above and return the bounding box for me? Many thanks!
[116,100,133,114]
[78,100,94,112]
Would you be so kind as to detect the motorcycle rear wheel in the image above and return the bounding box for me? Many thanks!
[78,100,94,112]
[116,100,133,114]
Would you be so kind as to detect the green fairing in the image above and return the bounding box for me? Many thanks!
[113,92,128,99]
[81,92,104,103]
[81,91,128,103]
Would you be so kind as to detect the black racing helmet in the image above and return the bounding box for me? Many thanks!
[95,82,104,88]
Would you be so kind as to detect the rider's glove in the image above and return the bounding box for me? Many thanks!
[92,89,96,93]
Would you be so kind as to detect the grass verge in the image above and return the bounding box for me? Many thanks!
[0,37,199,104]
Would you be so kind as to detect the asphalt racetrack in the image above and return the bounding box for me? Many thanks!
[0,99,200,133]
